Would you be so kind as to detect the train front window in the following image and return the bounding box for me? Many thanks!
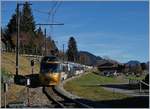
[41,63,60,73]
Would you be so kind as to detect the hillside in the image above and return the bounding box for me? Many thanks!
[1,52,40,76]
[78,51,121,66]
[78,51,102,66]
[125,60,141,67]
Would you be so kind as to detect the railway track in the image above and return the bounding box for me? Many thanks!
[43,86,91,108]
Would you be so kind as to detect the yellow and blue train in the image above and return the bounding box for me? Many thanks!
[39,56,61,86]
[39,55,92,86]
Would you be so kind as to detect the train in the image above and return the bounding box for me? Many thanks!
[39,55,93,86]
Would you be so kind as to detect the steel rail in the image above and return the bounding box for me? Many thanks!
[43,86,65,108]
[43,86,92,108]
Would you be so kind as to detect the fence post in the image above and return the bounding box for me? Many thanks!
[26,78,31,107]
[4,83,8,108]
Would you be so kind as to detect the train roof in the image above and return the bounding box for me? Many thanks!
[41,55,59,62]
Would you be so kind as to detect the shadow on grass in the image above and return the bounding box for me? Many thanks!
[14,74,42,88]
[76,96,149,108]
[100,84,139,90]
[81,83,139,90]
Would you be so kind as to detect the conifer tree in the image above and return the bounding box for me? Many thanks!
[6,6,20,49]
[21,2,36,50]
[7,14,17,34]
[21,2,35,35]
[67,37,78,62]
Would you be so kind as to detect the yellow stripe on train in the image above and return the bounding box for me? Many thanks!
[39,73,61,86]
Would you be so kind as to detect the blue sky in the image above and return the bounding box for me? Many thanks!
[1,1,149,63]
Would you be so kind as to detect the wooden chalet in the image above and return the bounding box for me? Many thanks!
[97,61,124,76]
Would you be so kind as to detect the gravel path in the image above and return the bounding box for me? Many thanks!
[18,87,52,107]
[5,86,53,107]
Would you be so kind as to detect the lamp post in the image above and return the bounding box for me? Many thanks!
[4,83,8,108]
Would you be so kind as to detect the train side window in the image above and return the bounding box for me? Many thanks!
[59,64,63,72]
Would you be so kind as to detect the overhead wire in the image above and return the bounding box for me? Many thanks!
[48,1,59,37]
[49,1,62,37]
[47,1,62,52]
[32,1,62,40]
[33,9,50,15]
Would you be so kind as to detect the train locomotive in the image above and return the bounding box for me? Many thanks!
[39,56,61,86]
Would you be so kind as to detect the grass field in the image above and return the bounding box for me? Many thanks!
[64,72,129,101]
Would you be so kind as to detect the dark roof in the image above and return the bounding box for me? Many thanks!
[41,55,59,62]
[97,61,119,70]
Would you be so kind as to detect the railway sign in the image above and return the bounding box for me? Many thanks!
[27,78,30,86]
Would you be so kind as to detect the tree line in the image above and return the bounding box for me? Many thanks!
[2,2,86,64]
[1,2,58,55]
[123,62,149,76]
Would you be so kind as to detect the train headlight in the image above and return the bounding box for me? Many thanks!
[52,75,58,82]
